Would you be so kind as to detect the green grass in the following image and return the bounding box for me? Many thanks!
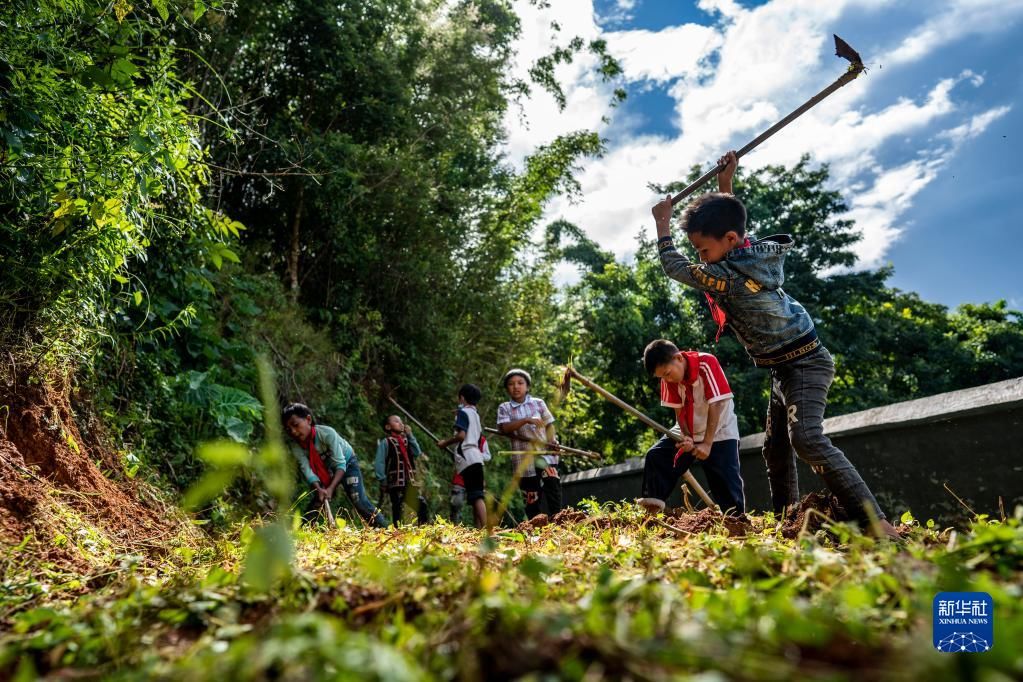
[1,503,1021,681]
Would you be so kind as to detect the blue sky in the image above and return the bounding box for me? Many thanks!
[505,0,1023,309]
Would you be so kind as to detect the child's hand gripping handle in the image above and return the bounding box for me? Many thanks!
[669,162,728,207]
[673,435,695,466]
[669,150,739,206]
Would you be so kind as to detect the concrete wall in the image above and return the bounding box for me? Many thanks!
[562,377,1023,523]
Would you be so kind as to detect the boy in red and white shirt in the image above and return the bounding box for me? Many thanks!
[637,339,745,515]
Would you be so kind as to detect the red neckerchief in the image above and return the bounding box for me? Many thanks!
[679,351,701,437]
[704,237,752,341]
[388,433,414,475]
[306,426,331,486]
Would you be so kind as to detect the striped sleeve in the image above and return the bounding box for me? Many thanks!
[660,379,684,408]
[659,241,739,294]
[699,354,733,403]
[496,401,512,425]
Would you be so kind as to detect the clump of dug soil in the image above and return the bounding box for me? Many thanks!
[516,513,550,532]
[549,508,588,525]
[517,507,625,533]
[780,491,851,539]
[663,507,752,537]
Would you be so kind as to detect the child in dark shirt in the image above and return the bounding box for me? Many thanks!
[374,415,430,526]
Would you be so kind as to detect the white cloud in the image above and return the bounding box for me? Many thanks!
[883,0,1023,67]
[748,70,977,182]
[696,0,745,20]
[503,0,609,164]
[842,158,944,266]
[962,69,984,87]
[503,0,1023,272]
[937,105,1012,144]
[605,24,722,85]
[843,102,1010,266]
[598,0,639,26]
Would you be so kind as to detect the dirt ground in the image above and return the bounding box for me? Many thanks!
[513,492,890,541]
[0,380,182,572]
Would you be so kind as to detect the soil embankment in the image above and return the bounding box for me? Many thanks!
[0,379,182,572]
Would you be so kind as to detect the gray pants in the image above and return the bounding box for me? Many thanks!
[762,347,885,522]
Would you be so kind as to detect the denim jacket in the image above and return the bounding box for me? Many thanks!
[659,234,819,366]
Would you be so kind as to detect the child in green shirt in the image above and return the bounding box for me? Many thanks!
[282,403,386,527]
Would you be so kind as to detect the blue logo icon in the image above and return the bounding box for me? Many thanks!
[933,592,993,653]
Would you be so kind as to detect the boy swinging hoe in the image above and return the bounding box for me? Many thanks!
[651,152,899,540]
[638,34,898,539]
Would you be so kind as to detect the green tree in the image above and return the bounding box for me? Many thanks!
[89,0,624,514]
[174,0,614,405]
[0,0,226,370]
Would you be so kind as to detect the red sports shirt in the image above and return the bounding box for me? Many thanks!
[659,352,740,442]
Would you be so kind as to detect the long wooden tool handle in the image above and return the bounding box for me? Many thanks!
[496,450,564,456]
[504,448,601,461]
[323,500,338,529]
[388,396,457,456]
[565,367,716,509]
[670,65,863,207]
[565,367,674,437]
[484,426,601,460]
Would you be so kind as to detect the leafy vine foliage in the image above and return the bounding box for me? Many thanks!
[0,0,230,368]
